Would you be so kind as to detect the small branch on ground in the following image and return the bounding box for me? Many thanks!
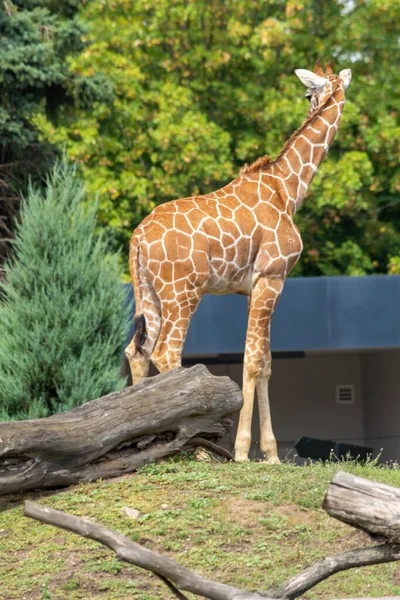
[187,437,234,461]
[23,501,268,600]
[157,574,191,600]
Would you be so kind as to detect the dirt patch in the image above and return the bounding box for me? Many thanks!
[219,497,266,528]
[273,503,321,525]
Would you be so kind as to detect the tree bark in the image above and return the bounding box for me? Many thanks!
[266,545,400,599]
[322,471,400,543]
[266,470,400,599]
[0,365,242,495]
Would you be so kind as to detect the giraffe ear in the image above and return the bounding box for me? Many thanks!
[339,68,352,89]
[294,69,326,89]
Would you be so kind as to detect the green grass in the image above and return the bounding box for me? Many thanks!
[0,457,399,599]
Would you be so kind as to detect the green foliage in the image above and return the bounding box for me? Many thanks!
[0,0,112,268]
[0,0,112,147]
[0,160,129,420]
[39,0,400,276]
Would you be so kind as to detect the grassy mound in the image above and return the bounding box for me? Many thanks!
[1,458,399,599]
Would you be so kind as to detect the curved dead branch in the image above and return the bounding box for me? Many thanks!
[266,544,400,599]
[23,501,268,600]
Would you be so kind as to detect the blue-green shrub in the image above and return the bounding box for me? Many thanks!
[0,160,129,420]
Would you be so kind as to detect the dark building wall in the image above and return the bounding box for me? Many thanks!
[125,275,400,355]
[124,275,400,461]
[362,350,400,463]
[205,353,365,459]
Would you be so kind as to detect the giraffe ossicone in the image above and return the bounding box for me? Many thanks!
[125,60,352,463]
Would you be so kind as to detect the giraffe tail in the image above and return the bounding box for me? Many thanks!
[129,235,147,356]
[133,314,147,355]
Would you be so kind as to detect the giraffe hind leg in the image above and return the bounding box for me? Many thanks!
[125,284,161,384]
[150,307,187,373]
[151,290,203,373]
[125,317,151,383]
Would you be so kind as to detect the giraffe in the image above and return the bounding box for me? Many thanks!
[125,60,352,463]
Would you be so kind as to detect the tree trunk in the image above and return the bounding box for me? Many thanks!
[322,470,400,543]
[0,365,242,495]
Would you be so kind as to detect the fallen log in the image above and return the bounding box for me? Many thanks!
[0,364,242,495]
[322,471,400,543]
[23,471,400,599]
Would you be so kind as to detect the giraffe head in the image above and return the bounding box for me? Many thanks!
[294,59,352,116]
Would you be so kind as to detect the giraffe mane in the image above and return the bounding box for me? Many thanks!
[240,77,341,175]
[240,155,273,175]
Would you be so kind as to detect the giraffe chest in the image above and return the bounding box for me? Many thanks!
[255,217,303,277]
[205,212,302,292]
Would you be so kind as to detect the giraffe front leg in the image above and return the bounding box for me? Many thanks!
[257,358,280,464]
[234,276,284,463]
[235,365,256,462]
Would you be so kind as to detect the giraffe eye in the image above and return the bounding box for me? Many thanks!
[305,93,312,102]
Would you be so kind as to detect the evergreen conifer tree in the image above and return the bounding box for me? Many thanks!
[0,160,129,420]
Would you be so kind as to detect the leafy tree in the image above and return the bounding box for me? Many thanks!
[0,0,112,273]
[0,160,129,420]
[40,0,400,276]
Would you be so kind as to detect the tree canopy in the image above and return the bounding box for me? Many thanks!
[40,0,400,276]
[0,0,112,271]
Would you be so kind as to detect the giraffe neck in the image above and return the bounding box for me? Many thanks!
[273,83,346,215]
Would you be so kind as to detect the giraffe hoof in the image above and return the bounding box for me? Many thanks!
[259,454,281,465]
[234,452,250,463]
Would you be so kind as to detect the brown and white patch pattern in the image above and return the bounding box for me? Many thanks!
[125,61,351,463]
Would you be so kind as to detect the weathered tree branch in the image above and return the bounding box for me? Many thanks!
[266,544,400,599]
[186,436,235,461]
[23,501,268,600]
[0,365,242,495]
[266,471,400,598]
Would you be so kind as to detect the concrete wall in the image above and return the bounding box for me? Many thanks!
[362,350,400,463]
